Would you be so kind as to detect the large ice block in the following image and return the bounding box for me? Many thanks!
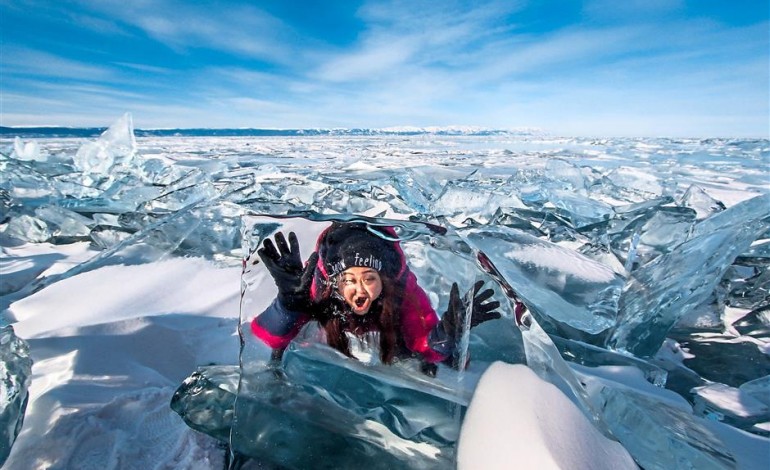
[231,344,465,469]
[231,215,529,469]
[607,194,770,357]
[33,205,93,240]
[172,343,469,469]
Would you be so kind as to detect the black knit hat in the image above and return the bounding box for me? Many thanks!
[318,222,404,280]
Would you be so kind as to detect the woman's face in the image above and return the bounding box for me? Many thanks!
[337,267,383,315]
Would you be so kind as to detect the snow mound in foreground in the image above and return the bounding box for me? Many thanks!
[458,362,637,470]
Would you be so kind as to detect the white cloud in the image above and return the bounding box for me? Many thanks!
[582,0,685,21]
[79,0,299,63]
[467,25,645,82]
[315,37,417,82]
[2,47,116,81]
[312,0,526,83]
[112,62,176,74]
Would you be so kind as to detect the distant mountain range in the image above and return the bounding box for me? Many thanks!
[0,125,542,139]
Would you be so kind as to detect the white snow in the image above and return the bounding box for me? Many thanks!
[507,242,619,283]
[2,246,240,469]
[457,362,637,470]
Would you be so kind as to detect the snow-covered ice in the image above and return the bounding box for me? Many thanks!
[0,115,768,468]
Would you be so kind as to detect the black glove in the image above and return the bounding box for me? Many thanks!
[257,231,319,312]
[440,280,502,342]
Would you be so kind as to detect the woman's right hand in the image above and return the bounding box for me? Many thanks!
[441,281,501,338]
[257,231,318,311]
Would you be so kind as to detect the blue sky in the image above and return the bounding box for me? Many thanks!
[1,0,768,137]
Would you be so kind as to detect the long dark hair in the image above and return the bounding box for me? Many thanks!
[318,274,403,364]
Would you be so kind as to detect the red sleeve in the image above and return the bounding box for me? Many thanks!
[398,271,447,363]
[250,299,310,349]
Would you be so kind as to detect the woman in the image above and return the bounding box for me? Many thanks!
[251,222,500,366]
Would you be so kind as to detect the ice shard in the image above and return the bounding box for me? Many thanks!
[509,168,550,207]
[390,168,437,214]
[1,214,51,243]
[545,188,613,229]
[622,206,697,268]
[688,194,770,240]
[587,383,738,470]
[73,113,137,179]
[551,336,668,386]
[692,382,770,434]
[517,315,608,432]
[594,200,697,270]
[11,137,45,162]
[170,365,238,443]
[0,325,32,466]
[17,197,234,301]
[461,225,624,336]
[0,158,61,203]
[596,166,667,203]
[678,185,726,220]
[227,343,464,469]
[732,306,770,339]
[667,333,770,390]
[544,158,588,193]
[740,375,770,409]
[33,205,93,240]
[432,181,501,223]
[607,194,770,358]
[723,260,768,311]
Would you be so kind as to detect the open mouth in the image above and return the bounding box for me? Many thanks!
[354,297,367,308]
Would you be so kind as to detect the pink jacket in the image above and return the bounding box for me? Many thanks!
[251,269,451,363]
[251,224,448,363]
[251,269,447,363]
